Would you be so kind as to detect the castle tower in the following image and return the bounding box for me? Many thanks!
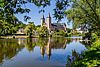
[41,15,45,26]
[46,13,51,31]
[46,37,51,60]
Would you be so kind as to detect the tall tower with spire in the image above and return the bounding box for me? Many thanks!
[46,37,51,60]
[46,13,51,31]
[41,15,45,26]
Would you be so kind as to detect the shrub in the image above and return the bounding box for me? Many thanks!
[73,38,100,67]
[91,33,98,42]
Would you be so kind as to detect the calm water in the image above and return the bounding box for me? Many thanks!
[0,37,87,67]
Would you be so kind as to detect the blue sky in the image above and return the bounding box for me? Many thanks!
[15,1,72,29]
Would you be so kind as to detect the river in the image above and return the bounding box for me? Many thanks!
[0,37,87,67]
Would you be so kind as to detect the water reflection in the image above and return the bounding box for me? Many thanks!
[0,39,24,64]
[0,37,87,67]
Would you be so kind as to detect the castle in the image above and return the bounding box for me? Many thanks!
[41,13,67,33]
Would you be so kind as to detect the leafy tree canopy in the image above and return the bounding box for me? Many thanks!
[24,22,35,37]
[65,0,100,34]
[0,0,100,35]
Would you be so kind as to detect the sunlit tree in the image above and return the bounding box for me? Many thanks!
[24,22,35,37]
[37,26,49,37]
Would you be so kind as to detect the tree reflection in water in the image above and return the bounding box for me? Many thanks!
[0,37,87,67]
[25,37,71,59]
[66,50,83,67]
[66,38,88,67]
[0,37,71,64]
[0,39,24,64]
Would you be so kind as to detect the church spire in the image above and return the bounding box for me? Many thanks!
[48,13,51,18]
[41,14,45,26]
[42,14,45,19]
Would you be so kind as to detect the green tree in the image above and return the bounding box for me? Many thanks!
[0,19,25,35]
[0,0,71,23]
[37,26,49,37]
[65,0,100,35]
[0,0,100,36]
[24,22,35,37]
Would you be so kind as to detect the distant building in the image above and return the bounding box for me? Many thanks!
[17,28,25,34]
[41,13,67,33]
[76,28,88,34]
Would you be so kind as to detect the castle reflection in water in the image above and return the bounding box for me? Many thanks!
[24,37,68,59]
[18,37,82,59]
[0,37,83,64]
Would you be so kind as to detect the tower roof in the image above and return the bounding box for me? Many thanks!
[42,15,45,19]
[48,13,51,18]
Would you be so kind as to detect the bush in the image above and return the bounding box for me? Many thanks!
[37,26,49,37]
[65,33,68,37]
[51,30,66,37]
[83,32,91,40]
[73,38,100,67]
[91,33,98,42]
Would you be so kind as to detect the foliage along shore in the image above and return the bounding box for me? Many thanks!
[70,33,100,67]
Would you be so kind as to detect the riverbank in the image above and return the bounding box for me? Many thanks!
[0,35,28,38]
[73,38,100,66]
[0,34,68,39]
